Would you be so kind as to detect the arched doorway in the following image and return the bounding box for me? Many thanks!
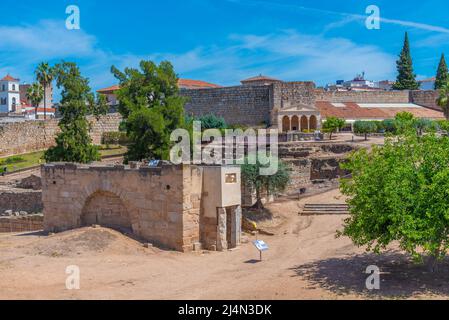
[309,115,317,130]
[81,191,132,232]
[300,116,308,132]
[291,116,299,131]
[282,116,290,133]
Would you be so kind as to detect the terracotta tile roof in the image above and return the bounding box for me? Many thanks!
[1,74,19,82]
[97,79,221,93]
[24,107,56,113]
[178,79,221,89]
[241,74,280,83]
[316,101,445,120]
[97,85,121,93]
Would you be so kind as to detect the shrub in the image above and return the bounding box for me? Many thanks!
[102,131,129,145]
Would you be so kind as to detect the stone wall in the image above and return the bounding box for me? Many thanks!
[42,163,189,251]
[0,215,43,233]
[410,90,441,111]
[182,86,272,126]
[0,187,43,213]
[0,113,122,157]
[272,82,316,110]
[41,163,242,252]
[315,89,410,103]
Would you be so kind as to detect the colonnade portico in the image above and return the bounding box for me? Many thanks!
[277,109,321,133]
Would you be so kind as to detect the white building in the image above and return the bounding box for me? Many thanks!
[0,75,20,113]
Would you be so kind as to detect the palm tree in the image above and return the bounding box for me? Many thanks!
[436,81,449,120]
[35,62,54,120]
[26,83,44,119]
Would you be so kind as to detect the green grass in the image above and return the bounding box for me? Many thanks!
[0,145,127,173]
[0,151,45,173]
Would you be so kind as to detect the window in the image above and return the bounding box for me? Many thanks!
[1,85,5,92]
[12,84,15,91]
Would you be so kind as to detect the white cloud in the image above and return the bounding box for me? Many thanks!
[0,19,396,96]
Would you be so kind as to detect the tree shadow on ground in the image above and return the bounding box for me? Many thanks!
[290,250,449,298]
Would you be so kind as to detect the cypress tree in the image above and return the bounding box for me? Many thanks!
[435,53,449,90]
[393,32,419,90]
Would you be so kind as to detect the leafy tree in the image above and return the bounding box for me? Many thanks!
[414,118,437,136]
[435,54,449,90]
[111,60,186,162]
[35,62,55,120]
[394,111,416,134]
[436,81,449,120]
[26,83,44,118]
[392,32,419,90]
[353,121,377,140]
[381,119,396,134]
[44,62,107,163]
[322,117,345,140]
[436,120,449,132]
[241,158,291,210]
[339,132,449,271]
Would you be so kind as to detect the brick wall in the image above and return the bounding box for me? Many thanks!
[0,113,122,157]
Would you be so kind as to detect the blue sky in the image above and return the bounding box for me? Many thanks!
[1,0,449,101]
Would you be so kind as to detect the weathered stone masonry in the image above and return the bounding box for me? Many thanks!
[0,113,122,157]
[42,163,242,252]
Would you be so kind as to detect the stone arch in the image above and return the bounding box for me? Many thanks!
[309,115,318,130]
[291,116,299,131]
[81,190,132,233]
[282,116,290,133]
[300,115,308,132]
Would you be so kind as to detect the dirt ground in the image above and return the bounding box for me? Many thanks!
[1,188,448,300]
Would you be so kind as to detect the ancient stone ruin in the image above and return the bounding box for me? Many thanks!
[41,162,242,252]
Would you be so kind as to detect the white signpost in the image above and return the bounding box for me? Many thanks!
[252,240,269,261]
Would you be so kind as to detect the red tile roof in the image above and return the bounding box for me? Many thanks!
[178,79,221,89]
[24,107,56,113]
[97,79,221,93]
[1,74,19,82]
[241,74,280,83]
[316,101,445,120]
[97,85,121,93]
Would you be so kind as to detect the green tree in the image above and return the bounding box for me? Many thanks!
[339,132,449,271]
[353,121,377,140]
[26,83,44,118]
[435,54,449,90]
[111,60,186,162]
[436,81,449,120]
[382,119,396,134]
[392,32,419,90]
[322,117,345,140]
[44,62,107,163]
[414,118,436,136]
[241,158,291,210]
[35,62,55,120]
[394,111,416,134]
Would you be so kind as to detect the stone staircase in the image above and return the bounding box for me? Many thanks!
[301,203,349,215]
